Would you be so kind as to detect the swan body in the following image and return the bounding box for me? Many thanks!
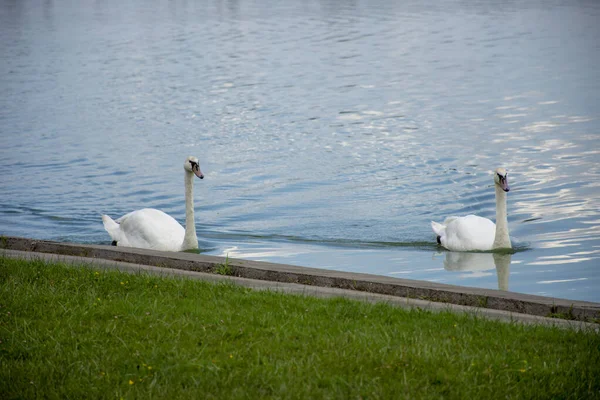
[102,209,186,251]
[431,215,497,252]
[102,156,204,252]
[431,168,511,251]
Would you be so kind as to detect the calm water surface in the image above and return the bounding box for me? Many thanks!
[1,0,599,302]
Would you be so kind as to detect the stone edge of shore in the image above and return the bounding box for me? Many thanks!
[1,235,599,324]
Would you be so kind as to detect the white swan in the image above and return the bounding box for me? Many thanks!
[102,156,204,252]
[431,168,511,251]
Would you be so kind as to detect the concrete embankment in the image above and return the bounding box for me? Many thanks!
[1,236,599,329]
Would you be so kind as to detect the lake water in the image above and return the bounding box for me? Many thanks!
[1,0,599,302]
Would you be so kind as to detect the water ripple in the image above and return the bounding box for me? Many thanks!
[1,0,599,302]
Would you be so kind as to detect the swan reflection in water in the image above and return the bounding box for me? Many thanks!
[442,252,512,291]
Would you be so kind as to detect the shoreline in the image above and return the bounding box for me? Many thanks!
[1,235,599,328]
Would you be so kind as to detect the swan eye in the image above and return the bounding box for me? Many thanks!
[190,161,198,170]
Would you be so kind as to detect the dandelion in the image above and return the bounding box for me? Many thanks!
[148,366,152,370]
[229,354,233,359]
[120,282,124,285]
[129,380,134,385]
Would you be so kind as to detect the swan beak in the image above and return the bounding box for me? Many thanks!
[193,165,204,179]
[501,177,509,192]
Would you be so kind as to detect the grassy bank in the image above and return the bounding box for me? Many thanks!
[1,256,598,399]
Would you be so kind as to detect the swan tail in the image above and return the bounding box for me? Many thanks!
[431,221,447,246]
[102,215,121,242]
[431,221,446,237]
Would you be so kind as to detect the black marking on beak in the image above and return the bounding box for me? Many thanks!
[190,160,204,179]
[497,173,509,192]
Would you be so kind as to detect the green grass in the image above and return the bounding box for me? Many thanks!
[1,256,599,399]
[215,255,233,276]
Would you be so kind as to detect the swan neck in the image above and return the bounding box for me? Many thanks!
[182,170,198,250]
[493,185,511,249]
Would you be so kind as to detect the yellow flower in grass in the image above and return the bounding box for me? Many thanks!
[129,380,134,385]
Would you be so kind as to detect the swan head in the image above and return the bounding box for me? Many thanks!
[184,156,204,179]
[494,167,509,192]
